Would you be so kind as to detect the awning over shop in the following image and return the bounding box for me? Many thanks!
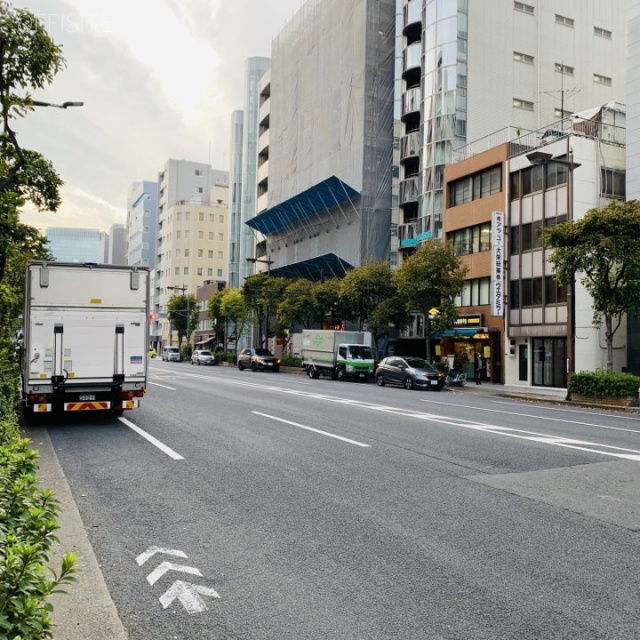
[246,175,360,235]
[432,328,486,338]
[270,252,353,280]
[194,336,215,346]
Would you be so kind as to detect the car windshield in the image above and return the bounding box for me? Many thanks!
[166,348,178,353]
[199,351,212,356]
[254,348,273,356]
[347,345,372,360]
[405,357,437,372]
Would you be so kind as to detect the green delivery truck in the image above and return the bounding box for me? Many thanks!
[301,330,375,381]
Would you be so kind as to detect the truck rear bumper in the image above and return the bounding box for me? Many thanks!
[29,399,140,413]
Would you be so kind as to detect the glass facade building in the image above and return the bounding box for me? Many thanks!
[45,227,104,263]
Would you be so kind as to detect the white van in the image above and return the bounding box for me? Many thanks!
[162,346,181,362]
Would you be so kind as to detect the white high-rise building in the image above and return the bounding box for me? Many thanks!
[397,0,626,254]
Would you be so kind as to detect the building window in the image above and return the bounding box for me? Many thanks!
[209,232,214,240]
[208,268,213,276]
[208,250,213,258]
[219,214,224,223]
[544,276,568,304]
[195,169,203,176]
[198,231,204,239]
[176,230,181,239]
[209,213,214,222]
[197,187,203,194]
[218,233,224,242]
[450,223,491,256]
[601,168,625,199]
[197,267,203,276]
[449,165,502,207]
[555,14,574,27]
[198,249,203,257]
[184,249,190,257]
[217,251,223,260]
[513,98,534,111]
[514,1,534,15]
[217,269,223,277]
[555,63,574,75]
[554,108,571,119]
[199,212,204,221]
[594,74,612,86]
[177,212,182,221]
[184,267,189,275]
[174,267,180,276]
[594,26,612,39]
[185,230,190,239]
[454,277,491,307]
[185,212,190,221]
[514,51,534,64]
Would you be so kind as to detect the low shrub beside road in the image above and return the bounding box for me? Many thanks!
[569,370,640,402]
[0,348,78,640]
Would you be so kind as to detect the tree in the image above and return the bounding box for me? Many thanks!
[167,294,198,351]
[278,278,317,331]
[542,199,640,372]
[395,239,468,360]
[312,277,344,328]
[220,289,248,353]
[0,3,66,283]
[207,289,226,349]
[338,260,410,357]
[244,273,289,348]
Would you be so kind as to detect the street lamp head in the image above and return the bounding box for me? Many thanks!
[31,99,84,109]
[62,101,84,108]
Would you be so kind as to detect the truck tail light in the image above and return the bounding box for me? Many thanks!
[28,393,48,403]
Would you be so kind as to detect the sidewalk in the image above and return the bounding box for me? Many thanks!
[26,426,129,640]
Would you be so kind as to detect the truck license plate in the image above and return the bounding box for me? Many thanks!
[79,394,96,401]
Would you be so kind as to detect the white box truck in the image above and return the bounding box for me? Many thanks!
[22,261,150,417]
[301,330,375,381]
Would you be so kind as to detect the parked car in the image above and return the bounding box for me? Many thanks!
[191,349,216,366]
[238,347,281,372]
[375,356,445,391]
[162,346,181,362]
[148,348,157,358]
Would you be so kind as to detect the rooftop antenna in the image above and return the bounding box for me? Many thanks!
[544,63,581,118]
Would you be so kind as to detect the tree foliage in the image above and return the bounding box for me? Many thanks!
[395,239,468,359]
[542,199,640,371]
[167,294,198,350]
[0,3,66,283]
[219,288,248,352]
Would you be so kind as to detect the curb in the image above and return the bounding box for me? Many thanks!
[25,426,129,640]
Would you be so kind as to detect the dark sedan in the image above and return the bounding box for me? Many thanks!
[238,347,281,372]
[375,356,445,391]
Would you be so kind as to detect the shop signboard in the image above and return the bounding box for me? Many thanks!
[491,211,504,316]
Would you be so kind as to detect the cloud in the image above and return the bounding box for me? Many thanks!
[13,0,303,234]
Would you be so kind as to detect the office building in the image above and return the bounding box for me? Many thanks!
[153,159,229,348]
[45,227,104,263]
[126,181,159,269]
[108,223,127,265]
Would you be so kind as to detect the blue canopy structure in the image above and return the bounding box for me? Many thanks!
[246,175,360,235]
[269,252,353,281]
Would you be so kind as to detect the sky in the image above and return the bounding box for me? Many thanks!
[12,0,303,234]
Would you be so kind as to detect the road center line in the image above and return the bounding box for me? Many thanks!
[253,411,370,447]
[118,416,184,460]
[419,398,640,434]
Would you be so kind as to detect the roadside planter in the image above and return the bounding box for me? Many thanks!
[568,371,640,407]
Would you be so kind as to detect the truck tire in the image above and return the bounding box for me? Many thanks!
[307,367,315,379]
[336,368,346,382]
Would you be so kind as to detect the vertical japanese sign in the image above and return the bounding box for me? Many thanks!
[491,211,504,317]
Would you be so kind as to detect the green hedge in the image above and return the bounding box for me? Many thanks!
[569,370,640,398]
[0,349,78,639]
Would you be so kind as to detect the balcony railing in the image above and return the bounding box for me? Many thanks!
[402,86,422,118]
[401,130,421,161]
[399,175,421,204]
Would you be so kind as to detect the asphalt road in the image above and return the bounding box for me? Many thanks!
[37,362,640,639]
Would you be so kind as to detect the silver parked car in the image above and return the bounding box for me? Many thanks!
[191,349,216,365]
[238,347,281,372]
[162,346,181,362]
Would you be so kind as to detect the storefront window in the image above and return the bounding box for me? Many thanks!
[532,337,566,387]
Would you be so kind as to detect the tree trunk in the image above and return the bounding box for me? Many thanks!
[605,316,614,373]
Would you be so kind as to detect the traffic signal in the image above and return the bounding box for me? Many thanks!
[149,312,157,321]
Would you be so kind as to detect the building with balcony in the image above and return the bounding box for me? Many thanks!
[397,0,625,261]
[246,0,395,280]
